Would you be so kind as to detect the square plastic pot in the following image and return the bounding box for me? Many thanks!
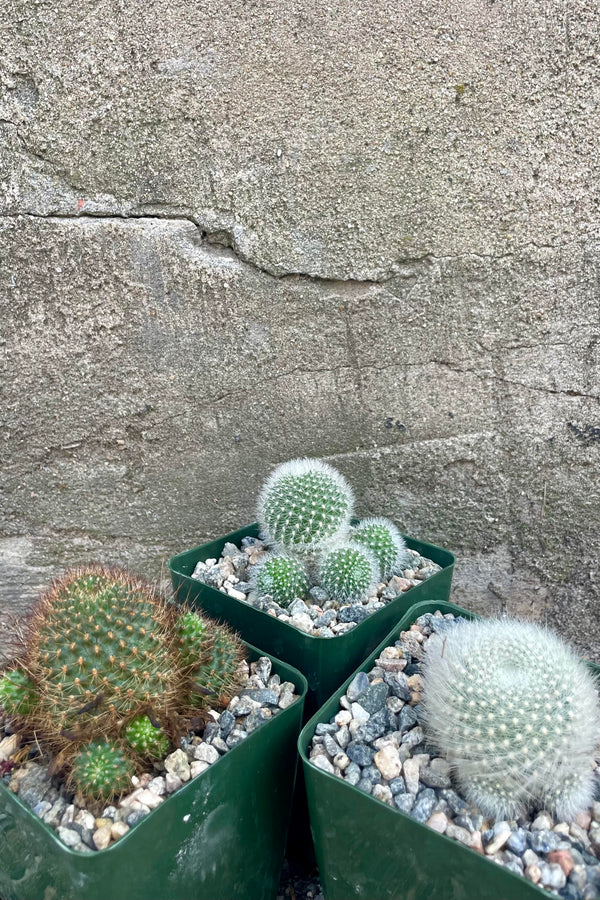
[169,523,455,719]
[299,599,600,900]
[0,643,307,900]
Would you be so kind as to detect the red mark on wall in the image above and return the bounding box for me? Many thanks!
[77,199,85,211]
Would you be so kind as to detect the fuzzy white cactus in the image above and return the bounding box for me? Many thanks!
[257,458,354,552]
[422,617,600,820]
[350,516,407,579]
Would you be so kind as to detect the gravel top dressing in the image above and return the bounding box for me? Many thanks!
[307,611,600,899]
[192,535,442,638]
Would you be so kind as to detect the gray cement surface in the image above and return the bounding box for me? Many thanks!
[1,0,599,661]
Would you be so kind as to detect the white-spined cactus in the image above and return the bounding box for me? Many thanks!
[422,617,600,820]
[318,543,379,605]
[257,458,354,552]
[350,517,407,579]
[253,555,310,609]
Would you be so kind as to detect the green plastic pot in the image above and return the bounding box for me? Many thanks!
[0,644,307,900]
[299,599,600,900]
[169,523,455,719]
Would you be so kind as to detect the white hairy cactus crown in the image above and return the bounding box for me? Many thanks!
[257,458,354,552]
[422,617,600,820]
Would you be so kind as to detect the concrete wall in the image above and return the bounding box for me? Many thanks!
[1,0,599,660]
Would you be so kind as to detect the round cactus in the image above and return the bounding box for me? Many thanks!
[177,609,207,666]
[350,517,407,579]
[422,617,600,820]
[0,668,37,715]
[253,555,310,609]
[70,740,135,800]
[318,543,379,604]
[20,566,184,744]
[124,714,170,759]
[257,458,354,552]
[193,623,246,702]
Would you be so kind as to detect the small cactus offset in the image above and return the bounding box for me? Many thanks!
[0,669,37,715]
[350,517,407,579]
[70,741,135,800]
[422,617,600,820]
[177,609,207,666]
[253,555,310,609]
[318,543,379,605]
[124,715,170,759]
[258,458,354,552]
[193,622,246,702]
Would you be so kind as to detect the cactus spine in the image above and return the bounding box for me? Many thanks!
[318,543,379,604]
[350,517,407,579]
[258,458,354,552]
[422,617,600,820]
[253,555,310,609]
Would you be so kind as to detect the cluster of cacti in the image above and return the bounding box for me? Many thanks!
[422,617,600,820]
[0,566,246,801]
[253,556,310,609]
[255,458,406,606]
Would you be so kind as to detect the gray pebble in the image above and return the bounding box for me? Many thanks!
[315,723,338,735]
[344,762,361,786]
[323,733,340,757]
[355,709,389,743]
[245,710,270,733]
[212,737,229,754]
[412,788,436,823]
[394,794,415,814]
[218,711,236,738]
[254,657,272,684]
[316,610,337,628]
[389,777,406,795]
[388,673,412,703]
[362,765,382,785]
[529,830,558,854]
[346,741,374,767]
[355,683,389,715]
[309,586,329,603]
[126,809,150,827]
[507,828,528,854]
[338,606,369,624]
[356,778,373,795]
[419,766,451,789]
[347,672,370,702]
[242,689,279,706]
[226,728,248,747]
[439,789,469,816]
[398,706,418,732]
[454,815,474,833]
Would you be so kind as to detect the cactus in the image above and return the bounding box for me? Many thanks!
[124,714,170,759]
[193,622,246,702]
[17,566,185,746]
[318,543,379,605]
[253,555,310,609]
[422,617,600,820]
[0,669,37,715]
[70,740,135,800]
[350,517,407,579]
[177,609,207,666]
[0,566,248,800]
[258,458,354,552]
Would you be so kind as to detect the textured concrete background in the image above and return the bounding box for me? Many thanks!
[1,0,599,661]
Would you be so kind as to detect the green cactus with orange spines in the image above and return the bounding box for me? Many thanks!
[70,740,135,800]
[0,566,247,801]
